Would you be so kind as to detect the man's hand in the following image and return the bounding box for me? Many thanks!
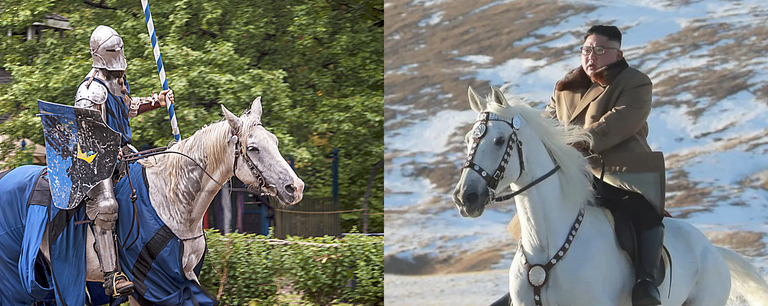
[158,89,174,107]
[569,141,591,155]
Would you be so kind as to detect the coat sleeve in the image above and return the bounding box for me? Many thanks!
[543,90,558,119]
[585,73,652,153]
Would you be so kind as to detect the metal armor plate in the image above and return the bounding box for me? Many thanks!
[38,100,120,210]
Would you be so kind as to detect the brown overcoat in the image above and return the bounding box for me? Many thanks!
[545,58,666,213]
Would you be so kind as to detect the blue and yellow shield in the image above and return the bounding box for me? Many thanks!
[38,100,121,210]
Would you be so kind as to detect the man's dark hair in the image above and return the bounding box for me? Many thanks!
[584,25,622,44]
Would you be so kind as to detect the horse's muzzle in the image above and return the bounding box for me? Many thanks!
[453,187,487,218]
[279,177,304,205]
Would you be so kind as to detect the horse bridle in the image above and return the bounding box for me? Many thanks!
[462,112,560,203]
[231,127,274,196]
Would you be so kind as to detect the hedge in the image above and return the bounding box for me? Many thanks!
[199,228,383,305]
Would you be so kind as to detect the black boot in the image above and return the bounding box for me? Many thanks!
[103,271,134,297]
[489,292,511,306]
[631,225,664,306]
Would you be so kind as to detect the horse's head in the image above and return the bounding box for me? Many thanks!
[453,86,593,218]
[453,86,526,218]
[222,97,304,205]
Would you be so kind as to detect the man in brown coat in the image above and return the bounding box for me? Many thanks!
[490,25,666,306]
[548,25,666,306]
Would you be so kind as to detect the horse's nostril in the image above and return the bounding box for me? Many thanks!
[285,184,295,193]
[464,192,479,206]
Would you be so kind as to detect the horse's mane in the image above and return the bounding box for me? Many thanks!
[138,115,240,206]
[484,88,594,208]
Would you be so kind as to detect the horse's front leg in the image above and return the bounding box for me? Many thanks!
[181,237,206,283]
[489,292,511,306]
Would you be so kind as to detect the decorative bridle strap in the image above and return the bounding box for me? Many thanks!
[231,127,269,193]
[520,208,585,306]
[462,112,525,191]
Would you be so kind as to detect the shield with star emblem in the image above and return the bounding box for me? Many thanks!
[38,100,121,210]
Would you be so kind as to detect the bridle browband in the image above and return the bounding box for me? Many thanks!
[230,125,273,196]
[461,112,560,203]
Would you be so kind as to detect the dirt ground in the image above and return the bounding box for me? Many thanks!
[385,270,510,306]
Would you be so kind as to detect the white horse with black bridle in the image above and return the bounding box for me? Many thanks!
[452,86,768,306]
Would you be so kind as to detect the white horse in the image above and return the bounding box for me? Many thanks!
[452,86,768,306]
[41,97,304,303]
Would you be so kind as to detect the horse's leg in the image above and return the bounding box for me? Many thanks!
[129,295,139,306]
[681,247,732,306]
[181,238,206,283]
[489,292,511,306]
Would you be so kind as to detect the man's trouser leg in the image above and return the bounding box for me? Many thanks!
[86,179,134,297]
[598,176,664,306]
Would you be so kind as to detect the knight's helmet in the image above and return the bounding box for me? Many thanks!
[90,25,127,71]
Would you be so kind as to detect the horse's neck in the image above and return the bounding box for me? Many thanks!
[514,158,584,264]
[146,125,233,236]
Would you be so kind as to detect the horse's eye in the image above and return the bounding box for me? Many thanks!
[248,146,260,153]
[494,136,506,146]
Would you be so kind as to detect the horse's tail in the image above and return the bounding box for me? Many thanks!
[717,246,768,305]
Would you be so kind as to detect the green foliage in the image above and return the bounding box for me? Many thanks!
[200,230,279,305]
[200,228,383,305]
[339,230,384,306]
[0,0,382,232]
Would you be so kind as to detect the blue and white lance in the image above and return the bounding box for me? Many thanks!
[141,0,181,141]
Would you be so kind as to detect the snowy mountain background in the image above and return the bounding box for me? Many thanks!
[384,0,768,305]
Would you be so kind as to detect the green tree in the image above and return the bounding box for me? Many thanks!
[0,0,383,233]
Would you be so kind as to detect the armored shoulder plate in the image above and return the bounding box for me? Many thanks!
[75,80,108,108]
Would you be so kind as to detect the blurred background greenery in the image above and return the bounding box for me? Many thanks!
[0,0,383,233]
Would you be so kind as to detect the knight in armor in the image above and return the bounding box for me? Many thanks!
[75,25,174,298]
[545,25,666,306]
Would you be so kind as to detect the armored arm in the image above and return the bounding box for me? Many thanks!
[125,95,160,119]
[126,89,173,119]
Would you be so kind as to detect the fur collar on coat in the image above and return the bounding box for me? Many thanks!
[555,58,630,92]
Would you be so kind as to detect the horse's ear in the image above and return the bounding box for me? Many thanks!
[250,97,263,120]
[222,104,242,133]
[490,86,506,108]
[468,86,485,113]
